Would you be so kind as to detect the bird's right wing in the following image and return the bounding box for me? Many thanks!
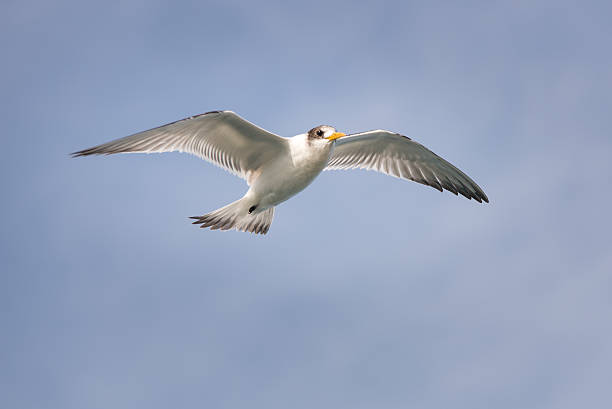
[326,130,488,202]
[72,110,288,183]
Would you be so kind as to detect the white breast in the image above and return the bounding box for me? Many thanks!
[249,134,333,208]
[289,134,332,169]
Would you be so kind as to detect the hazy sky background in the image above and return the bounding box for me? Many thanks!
[2,1,611,408]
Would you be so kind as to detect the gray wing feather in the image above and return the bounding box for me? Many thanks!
[72,111,287,183]
[325,130,488,203]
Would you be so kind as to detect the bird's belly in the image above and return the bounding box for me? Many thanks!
[252,157,326,208]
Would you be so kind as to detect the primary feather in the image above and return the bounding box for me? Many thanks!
[325,130,488,203]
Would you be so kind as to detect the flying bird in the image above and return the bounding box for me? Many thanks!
[73,110,488,234]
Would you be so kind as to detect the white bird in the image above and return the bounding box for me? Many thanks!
[73,110,488,234]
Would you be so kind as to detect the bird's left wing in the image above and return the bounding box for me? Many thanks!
[325,130,488,203]
[72,110,288,183]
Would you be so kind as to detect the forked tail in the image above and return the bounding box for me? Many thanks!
[190,198,275,235]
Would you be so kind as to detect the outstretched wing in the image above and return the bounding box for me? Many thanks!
[325,130,488,203]
[72,110,288,183]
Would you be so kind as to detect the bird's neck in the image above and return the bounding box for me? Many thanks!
[288,134,333,169]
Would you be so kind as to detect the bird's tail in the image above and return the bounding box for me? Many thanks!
[190,198,275,235]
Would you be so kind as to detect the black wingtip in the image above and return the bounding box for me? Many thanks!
[477,191,490,204]
[70,148,99,157]
[189,216,203,224]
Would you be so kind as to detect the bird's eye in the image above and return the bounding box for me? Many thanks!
[316,130,324,137]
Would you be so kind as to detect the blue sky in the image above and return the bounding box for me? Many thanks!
[2,1,611,408]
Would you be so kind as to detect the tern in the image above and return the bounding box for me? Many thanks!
[73,110,488,234]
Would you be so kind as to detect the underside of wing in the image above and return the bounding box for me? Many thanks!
[325,130,489,203]
[72,110,288,182]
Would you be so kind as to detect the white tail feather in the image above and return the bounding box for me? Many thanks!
[190,198,275,234]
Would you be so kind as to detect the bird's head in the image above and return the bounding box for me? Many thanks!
[307,125,346,142]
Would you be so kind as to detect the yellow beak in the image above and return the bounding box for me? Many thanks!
[325,132,346,141]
